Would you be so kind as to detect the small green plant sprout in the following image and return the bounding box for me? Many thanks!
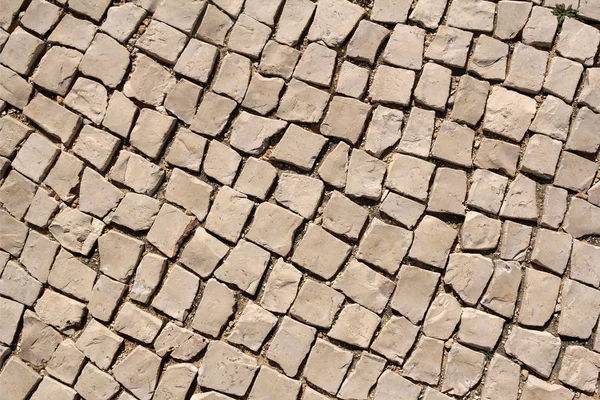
[553,4,579,26]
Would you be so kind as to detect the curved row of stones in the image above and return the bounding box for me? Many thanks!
[1,0,600,399]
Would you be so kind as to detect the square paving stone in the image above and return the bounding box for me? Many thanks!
[291,224,351,280]
[290,279,345,329]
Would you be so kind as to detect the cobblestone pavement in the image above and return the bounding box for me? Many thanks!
[0,0,600,399]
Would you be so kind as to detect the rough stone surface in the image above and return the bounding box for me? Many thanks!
[0,3,599,399]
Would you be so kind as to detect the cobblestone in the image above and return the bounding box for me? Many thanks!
[0,2,598,399]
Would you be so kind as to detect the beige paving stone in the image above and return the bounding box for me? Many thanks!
[519,267,561,327]
[521,134,562,179]
[347,20,389,65]
[457,308,504,351]
[328,303,380,348]
[214,240,270,295]
[0,65,32,109]
[495,1,531,40]
[248,366,301,400]
[98,230,144,283]
[0,211,28,257]
[521,376,573,400]
[124,54,176,106]
[292,224,351,279]
[0,116,32,158]
[0,27,44,75]
[166,168,213,221]
[423,293,462,340]
[294,42,336,87]
[203,140,242,186]
[369,65,416,107]
[371,315,419,364]
[383,24,425,71]
[445,254,493,306]
[192,279,236,338]
[114,302,162,343]
[75,363,120,400]
[427,167,467,216]
[242,74,285,115]
[504,326,561,378]
[364,105,403,157]
[76,320,123,370]
[19,310,62,367]
[469,35,509,81]
[425,26,472,69]
[153,363,197,400]
[164,79,202,123]
[154,322,207,361]
[165,128,207,172]
[274,173,323,219]
[101,3,146,43]
[338,352,386,400]
[570,240,600,287]
[409,215,458,269]
[556,17,600,66]
[555,151,598,192]
[374,370,421,399]
[303,338,353,395]
[403,336,444,385]
[481,354,520,400]
[259,41,301,79]
[474,138,520,177]
[228,302,277,351]
[271,124,328,171]
[566,107,600,154]
[346,148,386,200]
[87,275,126,322]
[35,289,85,334]
[246,202,303,257]
[290,279,344,328]
[357,219,412,274]
[500,174,538,221]
[260,258,302,314]
[0,296,23,345]
[578,68,600,112]
[558,279,600,339]
[543,56,583,103]
[0,357,42,400]
[333,259,394,314]
[441,343,485,396]
[112,193,160,231]
[558,345,600,393]
[450,75,489,126]
[147,203,195,258]
[409,0,448,29]
[446,0,495,32]
[152,264,199,321]
[414,62,451,111]
[397,107,435,157]
[481,260,522,318]
[48,14,97,51]
[234,158,277,200]
[321,96,371,146]
[46,339,85,385]
[499,221,532,261]
[197,341,259,397]
[113,346,162,400]
[266,316,316,377]
[391,266,439,323]
[0,170,36,220]
[431,121,474,167]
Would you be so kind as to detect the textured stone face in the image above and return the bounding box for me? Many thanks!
[1,1,600,399]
